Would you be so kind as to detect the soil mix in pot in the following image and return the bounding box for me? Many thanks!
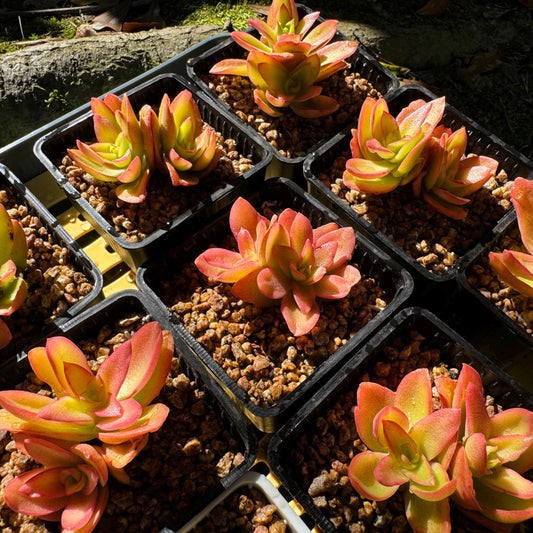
[0,309,247,533]
[284,329,532,532]
[191,485,289,533]
[317,151,512,274]
[202,66,380,159]
[57,130,255,243]
[158,199,389,409]
[466,223,533,336]
[0,184,94,353]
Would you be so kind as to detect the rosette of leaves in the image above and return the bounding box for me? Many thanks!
[348,368,461,533]
[436,364,533,530]
[210,0,357,117]
[68,93,156,203]
[0,203,28,349]
[412,125,498,219]
[195,197,360,336]
[343,96,445,194]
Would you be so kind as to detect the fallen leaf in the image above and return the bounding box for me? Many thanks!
[417,0,451,16]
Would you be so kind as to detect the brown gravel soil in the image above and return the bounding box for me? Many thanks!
[280,328,533,533]
[465,223,533,337]
[155,199,389,410]
[200,65,381,159]
[0,308,247,533]
[58,130,255,243]
[190,484,289,533]
[0,183,95,357]
[316,150,512,275]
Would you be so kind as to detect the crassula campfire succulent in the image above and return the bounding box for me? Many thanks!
[157,90,220,186]
[0,321,173,448]
[68,90,220,203]
[194,197,360,336]
[412,126,498,219]
[0,203,28,350]
[210,0,357,117]
[436,364,533,530]
[489,177,533,296]
[4,436,110,533]
[343,96,445,194]
[348,368,461,533]
[67,93,155,203]
[0,321,174,532]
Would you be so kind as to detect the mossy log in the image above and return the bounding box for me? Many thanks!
[0,24,222,148]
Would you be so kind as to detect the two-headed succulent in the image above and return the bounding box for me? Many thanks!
[489,177,533,297]
[68,91,220,203]
[348,364,533,533]
[343,96,498,219]
[210,0,357,118]
[195,197,360,336]
[0,203,28,349]
[0,321,174,532]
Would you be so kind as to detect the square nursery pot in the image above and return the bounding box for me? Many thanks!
[268,306,533,533]
[0,163,102,359]
[0,289,258,533]
[34,72,273,271]
[137,177,413,433]
[304,84,533,292]
[176,469,311,532]
[457,210,533,349]
[186,3,399,174]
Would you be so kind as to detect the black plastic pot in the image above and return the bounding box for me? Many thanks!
[0,163,102,359]
[0,290,258,532]
[176,470,311,532]
[137,177,413,433]
[304,84,533,290]
[268,306,533,532]
[186,4,399,174]
[457,212,533,346]
[34,73,273,271]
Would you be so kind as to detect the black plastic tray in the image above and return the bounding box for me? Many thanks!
[0,290,258,532]
[304,84,533,286]
[34,73,273,271]
[186,4,399,172]
[137,177,413,433]
[268,306,533,533]
[0,162,103,358]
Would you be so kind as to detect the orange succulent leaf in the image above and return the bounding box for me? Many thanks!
[511,177,533,255]
[404,492,452,533]
[489,250,533,298]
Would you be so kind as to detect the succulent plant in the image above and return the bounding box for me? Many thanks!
[67,93,156,203]
[412,126,498,219]
[435,363,533,530]
[195,197,360,336]
[343,96,446,194]
[157,90,220,186]
[4,435,110,533]
[0,322,173,449]
[209,0,357,117]
[348,368,461,533]
[0,203,28,350]
[489,177,533,296]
